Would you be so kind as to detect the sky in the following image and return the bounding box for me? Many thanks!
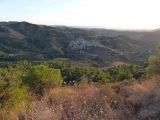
[0,0,160,30]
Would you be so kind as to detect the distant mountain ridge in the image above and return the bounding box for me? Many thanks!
[0,21,159,65]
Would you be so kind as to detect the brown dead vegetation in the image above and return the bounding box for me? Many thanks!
[2,77,160,120]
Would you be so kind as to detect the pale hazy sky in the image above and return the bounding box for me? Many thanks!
[0,0,160,30]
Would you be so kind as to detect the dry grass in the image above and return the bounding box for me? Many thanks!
[119,76,160,120]
[24,85,134,120]
[2,76,160,120]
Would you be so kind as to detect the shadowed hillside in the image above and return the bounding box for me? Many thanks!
[0,22,159,65]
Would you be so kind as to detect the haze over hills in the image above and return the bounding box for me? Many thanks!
[0,21,159,65]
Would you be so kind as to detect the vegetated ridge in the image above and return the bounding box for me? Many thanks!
[0,21,159,65]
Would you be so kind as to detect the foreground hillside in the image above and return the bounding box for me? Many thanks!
[26,78,160,120]
[0,21,159,65]
[0,58,160,120]
[1,77,160,120]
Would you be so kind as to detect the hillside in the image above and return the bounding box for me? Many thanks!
[0,21,159,65]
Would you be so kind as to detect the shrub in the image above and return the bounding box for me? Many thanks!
[24,65,63,94]
[0,67,23,92]
[146,56,160,77]
[86,68,110,83]
[14,60,32,72]
[0,61,32,92]
[107,64,140,82]
[62,67,110,84]
[2,87,30,112]
[62,67,85,84]
[49,58,70,69]
[94,71,110,83]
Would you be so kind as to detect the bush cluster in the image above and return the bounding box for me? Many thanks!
[0,61,63,113]
[0,59,146,116]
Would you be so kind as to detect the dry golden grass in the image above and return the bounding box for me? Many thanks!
[2,76,160,120]
[24,85,134,120]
